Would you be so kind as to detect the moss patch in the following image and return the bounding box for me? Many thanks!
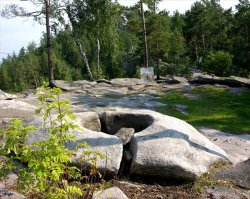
[194,161,234,193]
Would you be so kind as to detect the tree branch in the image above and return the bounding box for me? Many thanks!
[1,4,44,19]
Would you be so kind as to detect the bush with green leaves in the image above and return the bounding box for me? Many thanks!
[159,60,191,78]
[202,51,235,77]
[0,82,105,198]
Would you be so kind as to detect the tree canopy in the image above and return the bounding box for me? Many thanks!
[1,0,250,92]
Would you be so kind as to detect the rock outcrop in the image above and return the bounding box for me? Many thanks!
[0,90,17,100]
[100,110,229,181]
[189,73,250,88]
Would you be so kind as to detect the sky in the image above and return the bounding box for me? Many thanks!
[0,0,239,61]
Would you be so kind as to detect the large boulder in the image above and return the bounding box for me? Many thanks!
[67,128,123,176]
[25,116,123,176]
[100,110,229,181]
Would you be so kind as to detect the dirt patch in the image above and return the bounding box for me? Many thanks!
[112,179,200,199]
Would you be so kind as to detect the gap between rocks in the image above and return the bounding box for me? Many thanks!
[98,112,154,177]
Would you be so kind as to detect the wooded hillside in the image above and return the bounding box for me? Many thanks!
[0,0,249,92]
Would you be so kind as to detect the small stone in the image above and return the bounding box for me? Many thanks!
[93,187,128,199]
[115,128,135,145]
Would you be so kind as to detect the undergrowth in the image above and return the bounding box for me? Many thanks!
[0,82,105,198]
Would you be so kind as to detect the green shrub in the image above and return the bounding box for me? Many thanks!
[0,82,105,198]
[159,62,191,78]
[202,51,235,77]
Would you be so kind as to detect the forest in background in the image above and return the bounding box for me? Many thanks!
[0,0,249,92]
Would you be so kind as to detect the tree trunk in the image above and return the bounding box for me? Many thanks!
[66,6,93,81]
[194,37,199,63]
[202,33,206,52]
[76,37,93,80]
[140,1,148,68]
[156,41,160,80]
[153,0,157,14]
[246,25,249,48]
[96,33,100,71]
[45,0,54,82]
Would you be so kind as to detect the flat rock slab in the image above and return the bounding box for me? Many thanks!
[190,73,250,88]
[52,80,96,91]
[0,90,17,100]
[183,93,201,100]
[227,87,248,94]
[229,76,250,87]
[158,77,188,84]
[174,104,189,115]
[0,100,37,120]
[199,127,250,164]
[213,159,250,189]
[101,110,228,181]
[110,78,142,87]
[203,186,250,199]
[162,83,192,91]
[88,87,128,97]
[63,93,164,112]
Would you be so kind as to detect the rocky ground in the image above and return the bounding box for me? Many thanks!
[0,73,250,198]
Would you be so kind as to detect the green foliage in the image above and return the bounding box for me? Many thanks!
[93,66,105,79]
[159,61,191,78]
[1,0,250,92]
[231,0,250,75]
[0,82,105,198]
[202,51,235,76]
[157,85,250,134]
